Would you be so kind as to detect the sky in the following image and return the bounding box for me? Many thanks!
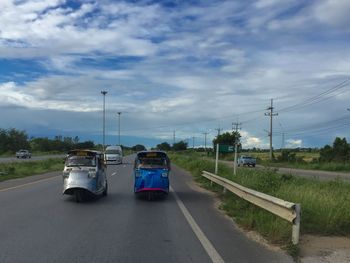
[1,0,350,149]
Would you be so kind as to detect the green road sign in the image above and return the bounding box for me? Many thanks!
[218,145,234,153]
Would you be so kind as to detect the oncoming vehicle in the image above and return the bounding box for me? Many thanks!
[16,149,31,159]
[62,150,108,202]
[105,145,123,165]
[237,155,256,167]
[134,151,170,199]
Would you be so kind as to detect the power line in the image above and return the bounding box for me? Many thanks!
[273,115,350,135]
[279,79,350,113]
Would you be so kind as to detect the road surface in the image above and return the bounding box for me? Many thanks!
[0,155,292,263]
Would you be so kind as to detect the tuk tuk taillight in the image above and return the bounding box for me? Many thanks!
[63,168,72,178]
[161,172,168,177]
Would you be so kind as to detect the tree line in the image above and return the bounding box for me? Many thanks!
[0,128,94,154]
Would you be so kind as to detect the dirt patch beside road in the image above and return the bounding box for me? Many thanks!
[300,235,350,263]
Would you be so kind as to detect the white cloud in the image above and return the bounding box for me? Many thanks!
[0,80,99,112]
[0,0,160,58]
[149,97,194,113]
[286,139,302,148]
[312,0,350,28]
[0,1,349,147]
[240,130,269,149]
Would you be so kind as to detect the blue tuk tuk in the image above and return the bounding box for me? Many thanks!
[133,151,170,197]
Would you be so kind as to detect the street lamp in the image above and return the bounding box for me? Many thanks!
[101,91,108,152]
[117,112,122,146]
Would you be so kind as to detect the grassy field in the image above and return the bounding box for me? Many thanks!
[170,152,350,251]
[192,150,350,172]
[0,158,63,182]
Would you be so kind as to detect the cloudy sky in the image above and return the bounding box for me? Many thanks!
[1,0,350,148]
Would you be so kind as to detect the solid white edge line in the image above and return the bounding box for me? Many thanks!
[170,186,225,263]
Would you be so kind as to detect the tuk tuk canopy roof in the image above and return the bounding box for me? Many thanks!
[136,151,168,159]
[67,149,102,157]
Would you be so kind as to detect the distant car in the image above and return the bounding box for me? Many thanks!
[16,149,32,159]
[237,155,256,167]
[104,145,123,164]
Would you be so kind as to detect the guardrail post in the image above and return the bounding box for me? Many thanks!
[215,143,219,174]
[292,204,301,245]
[222,187,226,194]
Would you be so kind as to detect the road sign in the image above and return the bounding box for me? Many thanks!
[218,145,234,153]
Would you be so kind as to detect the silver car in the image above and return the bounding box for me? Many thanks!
[63,150,108,202]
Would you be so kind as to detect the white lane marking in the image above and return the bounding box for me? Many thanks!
[0,176,59,193]
[170,186,225,263]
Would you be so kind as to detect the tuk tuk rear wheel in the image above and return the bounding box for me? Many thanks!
[75,190,84,203]
[103,182,108,196]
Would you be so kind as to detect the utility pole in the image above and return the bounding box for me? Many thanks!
[192,136,195,149]
[173,130,176,146]
[203,132,208,152]
[279,122,284,150]
[117,112,121,146]
[232,122,241,175]
[265,99,278,160]
[215,127,221,137]
[101,91,108,152]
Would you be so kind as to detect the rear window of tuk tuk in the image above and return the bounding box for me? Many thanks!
[137,152,168,159]
[66,151,98,166]
[135,153,169,167]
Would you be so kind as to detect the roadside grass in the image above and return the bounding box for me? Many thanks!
[261,160,350,172]
[0,158,63,182]
[170,153,350,247]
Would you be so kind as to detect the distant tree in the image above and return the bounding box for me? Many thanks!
[212,131,240,147]
[156,142,171,151]
[0,128,30,153]
[320,137,349,162]
[172,141,188,151]
[333,137,349,162]
[132,144,146,152]
[277,150,296,162]
[73,136,80,144]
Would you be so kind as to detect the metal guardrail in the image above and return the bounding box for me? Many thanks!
[202,170,301,245]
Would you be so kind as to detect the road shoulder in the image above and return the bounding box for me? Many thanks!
[0,171,60,191]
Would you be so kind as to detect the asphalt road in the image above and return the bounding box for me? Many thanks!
[0,154,65,163]
[0,155,292,263]
[219,160,350,182]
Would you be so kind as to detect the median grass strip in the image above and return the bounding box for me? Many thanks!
[0,158,63,182]
[170,153,350,247]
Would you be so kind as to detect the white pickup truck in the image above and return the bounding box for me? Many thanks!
[237,155,256,167]
[16,149,32,159]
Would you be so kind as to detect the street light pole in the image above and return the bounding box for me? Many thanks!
[101,91,108,152]
[117,112,121,145]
